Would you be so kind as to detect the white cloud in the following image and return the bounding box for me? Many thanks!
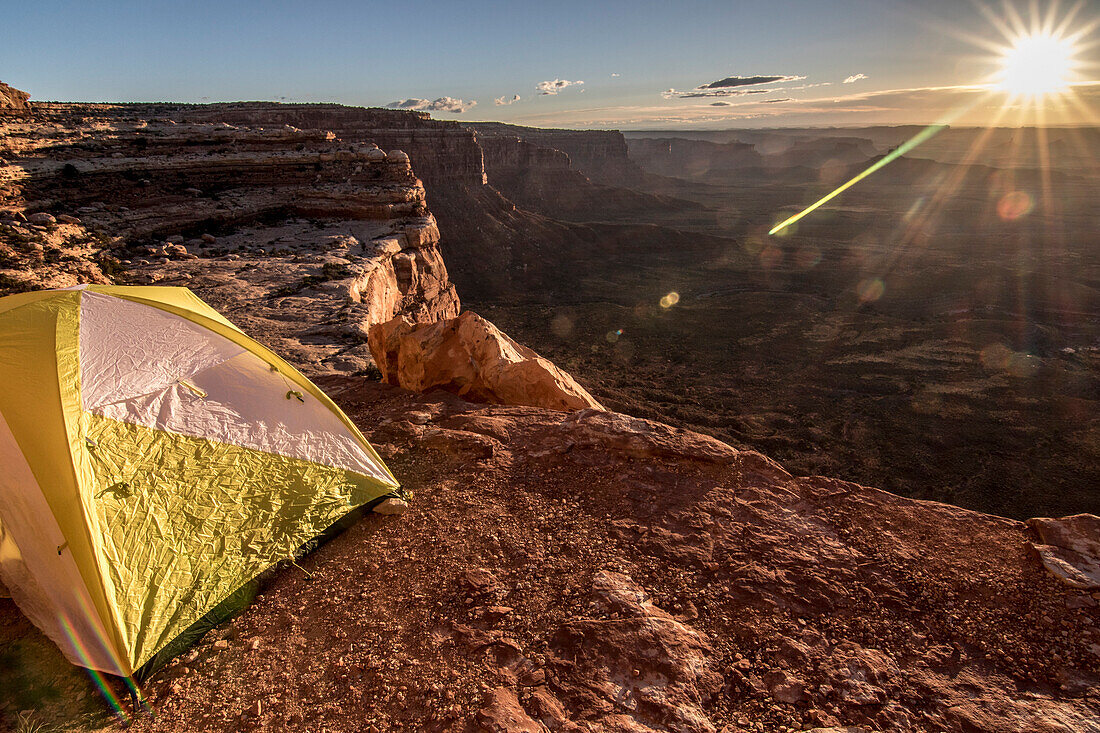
[386,97,477,113]
[536,79,584,95]
[494,94,521,106]
[843,74,868,84]
[611,73,621,77]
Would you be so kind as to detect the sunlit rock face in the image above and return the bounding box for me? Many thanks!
[368,310,604,411]
[0,81,30,111]
[1027,514,1100,589]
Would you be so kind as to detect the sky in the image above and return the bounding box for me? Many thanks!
[2,0,1097,129]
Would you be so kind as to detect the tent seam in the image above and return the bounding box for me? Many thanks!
[61,289,134,675]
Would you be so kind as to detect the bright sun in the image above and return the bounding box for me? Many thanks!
[999,33,1075,97]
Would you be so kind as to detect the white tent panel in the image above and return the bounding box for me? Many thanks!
[0,409,126,675]
[80,292,245,411]
[79,293,391,484]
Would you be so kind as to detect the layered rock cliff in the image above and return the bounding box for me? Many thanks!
[474,133,709,225]
[176,104,487,188]
[468,121,643,183]
[0,103,460,372]
[626,137,763,180]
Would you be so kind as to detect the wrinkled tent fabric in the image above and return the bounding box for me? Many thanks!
[0,285,398,676]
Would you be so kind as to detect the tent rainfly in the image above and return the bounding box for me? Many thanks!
[0,285,399,677]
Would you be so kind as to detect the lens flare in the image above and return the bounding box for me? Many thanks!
[58,615,130,722]
[998,33,1075,97]
[550,313,574,337]
[769,122,951,236]
[856,278,885,303]
[997,191,1034,220]
[659,292,680,308]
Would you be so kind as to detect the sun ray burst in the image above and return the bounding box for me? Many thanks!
[770,1,1096,236]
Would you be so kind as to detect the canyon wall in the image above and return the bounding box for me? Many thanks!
[467,121,643,183]
[176,103,487,188]
[0,104,460,373]
[626,137,762,179]
[0,100,727,349]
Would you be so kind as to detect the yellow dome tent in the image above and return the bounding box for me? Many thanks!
[0,285,399,678]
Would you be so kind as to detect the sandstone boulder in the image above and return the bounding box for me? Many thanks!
[27,212,56,225]
[368,311,604,412]
[0,81,30,111]
[1026,513,1100,589]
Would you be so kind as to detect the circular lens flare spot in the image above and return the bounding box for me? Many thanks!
[980,344,1040,377]
[997,191,1034,221]
[659,292,680,309]
[605,329,623,343]
[980,343,1013,371]
[743,236,764,256]
[856,278,885,303]
[759,245,783,269]
[550,314,574,337]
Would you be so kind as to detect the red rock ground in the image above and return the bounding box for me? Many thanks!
[16,379,1076,733]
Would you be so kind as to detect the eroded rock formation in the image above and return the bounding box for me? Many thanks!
[468,122,642,183]
[0,82,30,111]
[368,310,604,411]
[2,100,1098,733]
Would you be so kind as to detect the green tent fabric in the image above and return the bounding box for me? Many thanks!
[0,285,399,676]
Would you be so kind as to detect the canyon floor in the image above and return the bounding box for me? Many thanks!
[466,126,1100,520]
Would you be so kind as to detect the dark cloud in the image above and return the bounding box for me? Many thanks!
[663,75,806,100]
[536,79,584,95]
[710,101,733,106]
[386,97,476,113]
[762,98,794,103]
[702,75,802,89]
[677,88,774,98]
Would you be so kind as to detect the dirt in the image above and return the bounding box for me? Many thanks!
[4,380,1097,732]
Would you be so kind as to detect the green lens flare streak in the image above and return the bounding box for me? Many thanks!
[768,123,948,236]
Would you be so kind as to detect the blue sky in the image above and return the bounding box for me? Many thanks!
[2,0,1096,128]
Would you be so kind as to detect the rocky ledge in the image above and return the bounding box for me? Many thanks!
[28,381,1085,733]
